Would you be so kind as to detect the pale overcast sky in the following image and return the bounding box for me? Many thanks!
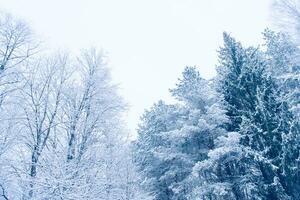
[0,0,273,133]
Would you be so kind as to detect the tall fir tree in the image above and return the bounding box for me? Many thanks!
[262,29,300,199]
[213,32,300,199]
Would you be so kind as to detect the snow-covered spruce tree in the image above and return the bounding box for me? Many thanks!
[214,32,300,199]
[134,67,228,200]
[188,45,267,199]
[263,29,300,199]
[169,67,229,200]
[190,131,269,200]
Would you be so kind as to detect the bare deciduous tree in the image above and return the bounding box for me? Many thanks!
[272,0,300,43]
[0,13,38,200]
[0,13,37,71]
[0,13,148,200]
[19,55,69,198]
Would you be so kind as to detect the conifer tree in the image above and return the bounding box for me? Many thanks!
[214,32,299,199]
[135,67,228,200]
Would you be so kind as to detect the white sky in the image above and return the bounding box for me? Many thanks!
[0,0,272,133]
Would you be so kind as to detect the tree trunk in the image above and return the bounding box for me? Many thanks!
[29,145,39,198]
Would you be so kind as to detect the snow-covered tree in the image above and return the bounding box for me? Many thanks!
[0,19,147,198]
[272,0,300,45]
[135,67,228,200]
[214,32,300,199]
[14,55,68,199]
[24,49,148,200]
[0,13,37,200]
[134,100,182,200]
[263,29,300,118]
[263,30,300,199]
